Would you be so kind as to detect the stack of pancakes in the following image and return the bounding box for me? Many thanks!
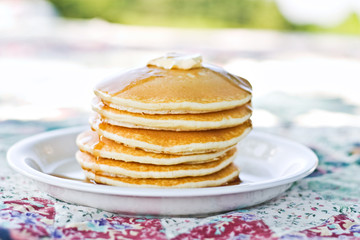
[76,56,252,188]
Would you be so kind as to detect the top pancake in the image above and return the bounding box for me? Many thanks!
[94,65,252,114]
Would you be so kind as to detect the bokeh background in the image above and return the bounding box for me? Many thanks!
[1,0,360,140]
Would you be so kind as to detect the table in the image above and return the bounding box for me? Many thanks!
[1,120,360,239]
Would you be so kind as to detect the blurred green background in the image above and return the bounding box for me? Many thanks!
[48,0,360,34]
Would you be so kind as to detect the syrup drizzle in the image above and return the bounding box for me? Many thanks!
[95,65,252,97]
[49,174,91,183]
[95,67,164,96]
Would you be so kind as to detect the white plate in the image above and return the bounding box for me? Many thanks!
[7,127,318,216]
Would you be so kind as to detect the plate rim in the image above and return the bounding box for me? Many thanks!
[7,126,318,198]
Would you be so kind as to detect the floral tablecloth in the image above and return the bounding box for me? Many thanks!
[1,120,360,240]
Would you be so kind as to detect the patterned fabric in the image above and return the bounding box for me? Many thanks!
[1,122,360,239]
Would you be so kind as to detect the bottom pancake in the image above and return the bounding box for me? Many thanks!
[82,163,240,188]
[76,149,236,178]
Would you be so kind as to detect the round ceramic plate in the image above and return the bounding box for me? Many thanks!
[7,127,318,216]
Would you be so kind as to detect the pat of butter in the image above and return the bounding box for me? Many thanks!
[147,53,202,70]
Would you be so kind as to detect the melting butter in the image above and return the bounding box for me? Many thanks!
[147,53,202,70]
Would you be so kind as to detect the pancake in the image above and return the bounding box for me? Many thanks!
[76,149,236,178]
[77,54,252,189]
[77,130,233,165]
[94,65,252,114]
[92,98,252,131]
[90,114,252,155]
[82,163,240,188]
